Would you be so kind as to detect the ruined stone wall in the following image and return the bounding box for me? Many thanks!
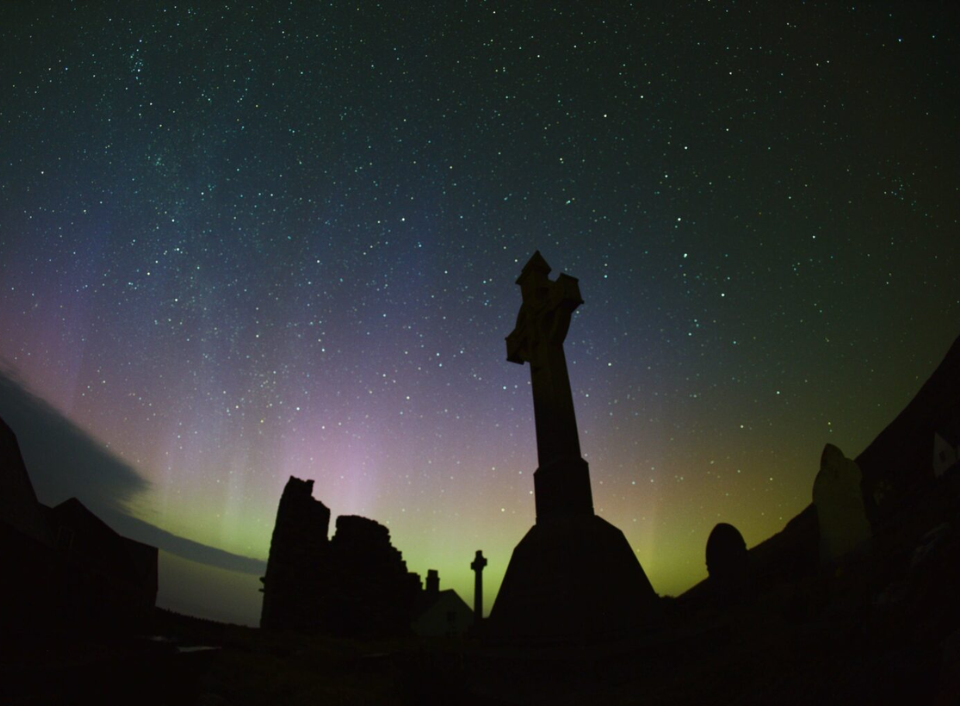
[322,515,422,636]
[259,477,330,630]
[260,476,422,636]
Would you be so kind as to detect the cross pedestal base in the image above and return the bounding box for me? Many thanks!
[533,456,594,521]
[488,514,660,640]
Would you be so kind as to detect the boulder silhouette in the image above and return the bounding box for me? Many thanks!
[706,522,751,603]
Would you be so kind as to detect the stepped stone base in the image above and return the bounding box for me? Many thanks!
[488,514,660,640]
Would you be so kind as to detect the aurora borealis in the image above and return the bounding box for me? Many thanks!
[1,2,957,625]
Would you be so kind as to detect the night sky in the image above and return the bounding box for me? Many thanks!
[1,2,957,625]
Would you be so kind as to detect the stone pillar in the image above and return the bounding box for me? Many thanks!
[505,251,594,522]
[471,550,487,624]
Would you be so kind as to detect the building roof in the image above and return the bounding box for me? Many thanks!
[417,588,472,618]
[46,498,158,588]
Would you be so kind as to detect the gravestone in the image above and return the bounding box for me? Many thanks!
[813,444,872,563]
[706,522,751,603]
[488,252,659,639]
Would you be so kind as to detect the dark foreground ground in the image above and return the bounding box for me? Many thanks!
[5,486,960,706]
[4,562,958,706]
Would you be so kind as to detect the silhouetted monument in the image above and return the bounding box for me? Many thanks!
[813,444,871,563]
[505,251,593,520]
[261,476,422,636]
[471,549,487,625]
[488,252,659,639]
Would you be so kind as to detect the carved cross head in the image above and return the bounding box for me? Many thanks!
[506,251,583,366]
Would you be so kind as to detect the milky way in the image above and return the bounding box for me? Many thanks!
[1,2,957,623]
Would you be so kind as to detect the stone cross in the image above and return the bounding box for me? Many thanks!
[470,549,487,624]
[506,252,594,521]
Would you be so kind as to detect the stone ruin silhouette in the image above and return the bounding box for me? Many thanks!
[487,251,660,639]
[260,476,423,636]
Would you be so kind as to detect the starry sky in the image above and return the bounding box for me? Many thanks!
[1,2,957,625]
